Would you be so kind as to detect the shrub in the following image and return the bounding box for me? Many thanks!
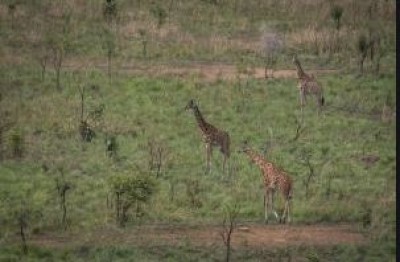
[109,173,157,226]
[330,5,344,31]
[10,129,24,159]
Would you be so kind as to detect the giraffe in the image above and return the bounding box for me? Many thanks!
[185,99,230,173]
[239,141,293,224]
[292,54,325,111]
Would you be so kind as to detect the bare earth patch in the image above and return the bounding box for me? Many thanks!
[63,59,337,82]
[27,223,366,250]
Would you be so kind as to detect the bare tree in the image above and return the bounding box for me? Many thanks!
[220,204,240,262]
[138,29,148,58]
[299,148,330,199]
[105,135,118,158]
[51,44,64,90]
[261,31,283,78]
[46,6,73,90]
[37,49,49,82]
[55,168,71,230]
[17,208,28,254]
[0,110,13,160]
[357,34,369,75]
[103,0,117,27]
[77,84,95,142]
[330,5,344,31]
[292,115,306,142]
[184,178,202,208]
[102,28,116,86]
[8,3,16,30]
[148,138,169,178]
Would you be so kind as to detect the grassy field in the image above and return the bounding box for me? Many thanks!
[0,0,396,261]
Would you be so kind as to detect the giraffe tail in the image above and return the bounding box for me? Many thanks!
[321,96,325,106]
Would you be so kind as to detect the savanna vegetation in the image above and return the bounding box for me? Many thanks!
[0,0,396,261]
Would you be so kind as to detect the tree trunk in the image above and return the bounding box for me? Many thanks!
[115,192,120,224]
[19,218,28,254]
[359,57,365,75]
[40,60,47,82]
[264,65,268,79]
[56,68,61,89]
[61,193,67,230]
[226,235,231,262]
[107,49,112,85]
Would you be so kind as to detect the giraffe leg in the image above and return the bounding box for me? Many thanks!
[286,199,291,223]
[271,190,280,222]
[205,143,212,173]
[264,189,269,224]
[222,154,228,174]
[317,93,324,116]
[281,198,289,224]
[299,89,305,110]
[222,154,227,174]
[303,92,308,105]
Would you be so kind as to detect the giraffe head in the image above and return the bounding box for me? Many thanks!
[184,99,197,111]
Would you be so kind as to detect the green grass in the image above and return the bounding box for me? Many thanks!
[0,0,396,260]
[0,68,396,260]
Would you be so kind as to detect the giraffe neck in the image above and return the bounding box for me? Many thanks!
[244,148,269,170]
[192,105,209,134]
[294,59,307,79]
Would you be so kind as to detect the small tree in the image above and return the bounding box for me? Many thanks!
[150,3,167,29]
[5,195,44,255]
[298,147,330,199]
[292,115,306,142]
[220,203,240,262]
[77,84,96,143]
[148,138,169,178]
[300,150,314,199]
[103,0,117,27]
[330,5,344,31]
[51,43,64,90]
[16,205,29,254]
[47,7,72,90]
[138,29,148,58]
[10,128,24,159]
[369,32,383,75]
[357,34,369,75]
[0,117,13,161]
[183,178,202,208]
[261,31,283,78]
[102,28,116,85]
[36,47,49,82]
[109,173,156,227]
[55,168,71,230]
[8,2,16,30]
[105,135,118,158]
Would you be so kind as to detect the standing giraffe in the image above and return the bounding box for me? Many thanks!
[185,99,230,173]
[239,141,293,224]
[292,54,325,110]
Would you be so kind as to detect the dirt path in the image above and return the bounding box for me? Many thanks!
[27,223,366,250]
[63,59,338,81]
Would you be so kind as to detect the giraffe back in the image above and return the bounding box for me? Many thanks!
[299,79,321,94]
[262,162,293,200]
[242,146,293,199]
[201,122,230,157]
[300,78,324,106]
